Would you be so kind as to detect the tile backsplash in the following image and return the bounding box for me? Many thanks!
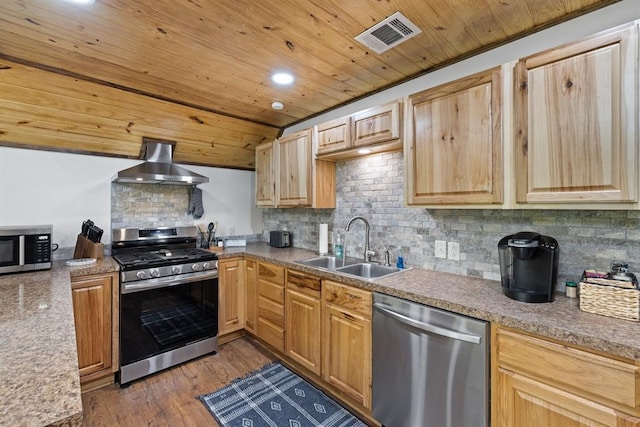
[111,183,194,229]
[262,151,640,290]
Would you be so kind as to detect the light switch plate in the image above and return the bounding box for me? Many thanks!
[448,241,460,261]
[435,240,447,259]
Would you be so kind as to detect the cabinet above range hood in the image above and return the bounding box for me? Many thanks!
[112,138,209,185]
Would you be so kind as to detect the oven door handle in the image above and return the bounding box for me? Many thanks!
[121,270,218,294]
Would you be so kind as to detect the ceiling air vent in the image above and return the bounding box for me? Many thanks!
[355,12,422,54]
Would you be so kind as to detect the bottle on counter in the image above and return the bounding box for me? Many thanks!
[565,281,578,298]
[396,246,405,269]
[334,234,344,257]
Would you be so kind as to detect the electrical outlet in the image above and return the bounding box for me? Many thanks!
[435,240,447,259]
[328,231,334,244]
[448,241,460,261]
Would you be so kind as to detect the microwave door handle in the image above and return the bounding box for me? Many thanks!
[18,235,25,265]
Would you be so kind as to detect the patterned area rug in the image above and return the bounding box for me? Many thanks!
[198,362,367,427]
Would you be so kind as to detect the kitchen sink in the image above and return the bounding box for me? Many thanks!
[295,255,361,270]
[335,263,404,279]
[295,255,409,280]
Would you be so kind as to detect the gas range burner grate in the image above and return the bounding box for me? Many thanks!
[113,248,217,269]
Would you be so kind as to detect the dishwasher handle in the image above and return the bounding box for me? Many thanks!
[373,302,482,344]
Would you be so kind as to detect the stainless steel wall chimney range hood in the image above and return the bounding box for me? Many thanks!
[112,138,209,185]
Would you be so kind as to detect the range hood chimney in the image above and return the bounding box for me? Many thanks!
[112,138,209,185]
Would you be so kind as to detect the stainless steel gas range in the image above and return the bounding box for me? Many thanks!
[112,226,218,386]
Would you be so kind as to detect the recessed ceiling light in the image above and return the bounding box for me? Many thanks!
[358,148,372,155]
[271,101,284,110]
[64,0,95,4]
[271,72,294,85]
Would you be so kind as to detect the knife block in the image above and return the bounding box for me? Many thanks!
[73,234,104,260]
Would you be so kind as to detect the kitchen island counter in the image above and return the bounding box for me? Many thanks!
[0,257,119,426]
[219,243,640,360]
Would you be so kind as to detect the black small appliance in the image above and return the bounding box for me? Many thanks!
[269,230,291,248]
[498,231,559,303]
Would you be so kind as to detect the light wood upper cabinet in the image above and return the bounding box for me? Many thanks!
[255,129,336,208]
[514,24,638,204]
[492,325,640,426]
[71,272,119,390]
[255,142,276,207]
[278,129,313,207]
[218,258,245,335]
[285,270,322,376]
[352,102,400,147]
[316,116,350,155]
[314,101,403,160]
[406,67,503,205]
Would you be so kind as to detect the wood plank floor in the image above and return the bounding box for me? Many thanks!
[81,337,275,426]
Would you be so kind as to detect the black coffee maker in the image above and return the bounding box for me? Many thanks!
[498,232,559,303]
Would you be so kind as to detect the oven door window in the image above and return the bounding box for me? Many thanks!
[0,236,20,267]
[120,278,218,366]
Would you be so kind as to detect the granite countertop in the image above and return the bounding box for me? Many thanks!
[219,243,640,360]
[0,257,119,427]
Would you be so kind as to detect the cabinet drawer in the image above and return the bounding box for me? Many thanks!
[495,327,640,409]
[258,262,285,286]
[258,280,284,305]
[257,317,284,352]
[322,280,371,317]
[287,270,321,296]
[258,295,284,328]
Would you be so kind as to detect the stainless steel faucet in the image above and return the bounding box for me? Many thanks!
[345,216,375,262]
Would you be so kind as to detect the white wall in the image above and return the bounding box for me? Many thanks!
[284,0,640,134]
[0,146,261,249]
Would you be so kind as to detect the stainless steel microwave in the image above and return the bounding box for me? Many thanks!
[0,225,52,274]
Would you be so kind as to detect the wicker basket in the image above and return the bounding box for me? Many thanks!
[579,281,640,322]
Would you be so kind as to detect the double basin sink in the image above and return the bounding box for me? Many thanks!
[295,255,408,280]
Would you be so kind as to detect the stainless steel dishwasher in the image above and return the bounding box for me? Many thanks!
[372,292,489,427]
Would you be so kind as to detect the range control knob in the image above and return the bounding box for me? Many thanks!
[192,263,202,271]
[171,266,181,275]
[150,268,160,278]
[136,271,146,279]
[203,262,211,270]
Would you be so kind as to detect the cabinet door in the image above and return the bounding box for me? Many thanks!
[255,141,276,207]
[244,259,257,334]
[218,258,245,334]
[352,102,400,147]
[316,117,350,154]
[515,24,638,204]
[277,129,312,207]
[495,368,640,427]
[286,270,322,375]
[322,303,372,409]
[406,67,502,205]
[71,275,113,380]
[286,286,321,375]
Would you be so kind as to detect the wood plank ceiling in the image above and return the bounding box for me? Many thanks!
[0,0,620,169]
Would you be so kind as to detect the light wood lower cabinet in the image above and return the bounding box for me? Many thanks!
[71,272,118,390]
[285,270,322,375]
[257,262,285,352]
[244,259,257,334]
[218,258,245,335]
[492,325,640,426]
[321,280,372,410]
